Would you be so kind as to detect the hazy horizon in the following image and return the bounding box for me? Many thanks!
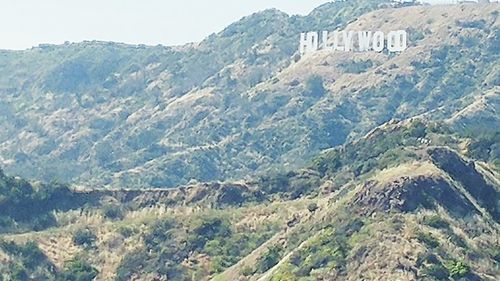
[0,0,334,50]
[0,0,492,50]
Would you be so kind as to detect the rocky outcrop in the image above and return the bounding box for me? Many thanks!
[352,174,479,218]
[73,181,265,208]
[428,147,499,221]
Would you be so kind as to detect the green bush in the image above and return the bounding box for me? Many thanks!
[240,265,255,276]
[19,241,46,269]
[307,202,319,213]
[259,172,290,195]
[188,217,231,251]
[270,270,298,281]
[117,225,137,238]
[417,232,440,248]
[423,216,449,229]
[60,259,98,281]
[491,245,500,262]
[9,263,28,281]
[143,218,177,250]
[257,245,283,273]
[31,213,57,231]
[73,228,97,247]
[0,240,47,270]
[446,261,470,278]
[102,204,124,220]
[448,233,467,248]
[339,59,374,74]
[210,256,226,274]
[115,250,149,280]
[304,75,326,97]
[405,120,427,138]
[423,264,449,280]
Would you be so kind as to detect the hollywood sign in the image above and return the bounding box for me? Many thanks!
[299,30,408,55]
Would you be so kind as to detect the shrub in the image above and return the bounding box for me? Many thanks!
[446,261,470,278]
[270,270,298,281]
[188,217,231,251]
[9,264,28,281]
[31,213,57,231]
[257,245,283,273]
[73,228,97,247]
[491,245,500,262]
[305,75,326,97]
[19,241,46,269]
[216,186,244,206]
[143,219,176,250]
[102,204,124,220]
[259,172,290,194]
[448,233,467,248]
[405,120,427,138]
[116,250,148,280]
[60,259,98,281]
[0,240,47,270]
[423,264,449,280]
[423,216,449,229]
[417,232,439,248]
[241,265,255,276]
[117,225,136,238]
[210,256,225,274]
[307,202,319,213]
[456,20,486,29]
[339,59,374,74]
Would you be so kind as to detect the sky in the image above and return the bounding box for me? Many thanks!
[0,0,332,50]
[0,0,479,50]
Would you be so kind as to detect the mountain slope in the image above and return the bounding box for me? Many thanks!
[2,1,498,189]
[0,119,498,280]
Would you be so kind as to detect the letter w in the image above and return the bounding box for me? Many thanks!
[358,31,372,51]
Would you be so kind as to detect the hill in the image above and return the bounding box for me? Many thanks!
[0,1,499,280]
[0,119,498,280]
[0,1,497,188]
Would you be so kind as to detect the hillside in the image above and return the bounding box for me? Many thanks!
[0,120,498,280]
[0,1,499,280]
[0,1,497,188]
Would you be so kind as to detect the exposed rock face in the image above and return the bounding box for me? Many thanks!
[428,147,499,221]
[352,174,479,217]
[73,181,264,208]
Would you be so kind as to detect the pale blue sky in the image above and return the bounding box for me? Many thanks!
[0,0,470,50]
[0,0,334,50]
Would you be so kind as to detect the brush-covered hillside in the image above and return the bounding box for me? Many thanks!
[0,1,498,188]
[0,120,498,280]
[0,1,499,281]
